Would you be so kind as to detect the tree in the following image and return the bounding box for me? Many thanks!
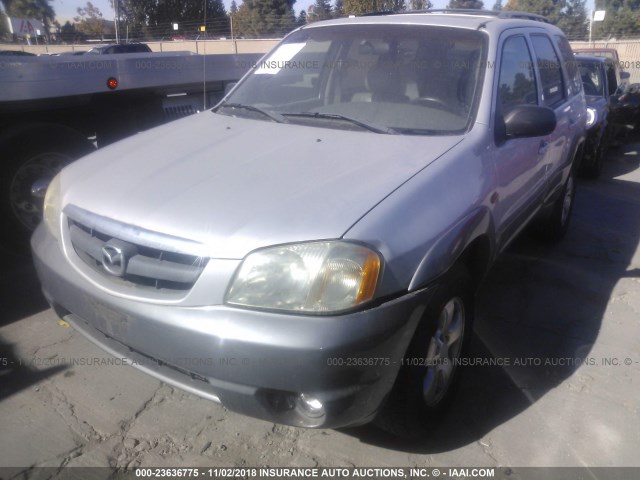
[0,10,10,40]
[504,0,588,40]
[59,20,80,43]
[230,0,239,14]
[343,0,405,15]
[296,9,307,26]
[447,0,483,8]
[234,0,297,38]
[74,1,107,39]
[492,0,502,9]
[307,0,332,22]
[592,0,640,40]
[147,0,228,37]
[2,0,55,29]
[110,0,152,39]
[334,0,344,16]
[504,0,558,21]
[557,0,587,40]
[407,0,433,9]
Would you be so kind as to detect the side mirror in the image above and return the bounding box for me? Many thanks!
[504,105,557,139]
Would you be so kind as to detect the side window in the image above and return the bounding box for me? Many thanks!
[498,36,538,110]
[554,35,581,96]
[531,34,566,108]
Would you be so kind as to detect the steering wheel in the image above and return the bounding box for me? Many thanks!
[412,97,459,114]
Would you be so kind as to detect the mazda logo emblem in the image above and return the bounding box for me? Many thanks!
[101,244,127,276]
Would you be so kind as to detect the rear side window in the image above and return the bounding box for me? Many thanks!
[554,35,581,96]
[498,36,538,109]
[531,34,565,108]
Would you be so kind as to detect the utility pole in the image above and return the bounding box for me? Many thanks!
[114,0,120,43]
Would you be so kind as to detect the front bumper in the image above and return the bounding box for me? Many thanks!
[32,224,435,429]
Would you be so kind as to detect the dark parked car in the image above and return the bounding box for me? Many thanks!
[575,55,620,178]
[573,47,630,90]
[85,43,152,55]
[0,50,36,56]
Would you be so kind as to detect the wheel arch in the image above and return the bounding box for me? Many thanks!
[408,206,496,293]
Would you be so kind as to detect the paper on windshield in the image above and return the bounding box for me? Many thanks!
[255,43,307,75]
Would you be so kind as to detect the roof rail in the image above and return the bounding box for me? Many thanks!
[390,8,551,23]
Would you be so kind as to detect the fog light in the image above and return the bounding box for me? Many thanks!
[296,393,325,418]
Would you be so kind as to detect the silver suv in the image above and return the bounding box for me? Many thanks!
[32,11,586,437]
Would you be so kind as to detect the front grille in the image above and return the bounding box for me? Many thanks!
[67,216,208,292]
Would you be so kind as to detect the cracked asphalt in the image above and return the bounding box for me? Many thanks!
[1,139,639,473]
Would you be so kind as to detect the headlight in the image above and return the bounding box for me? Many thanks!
[226,241,381,313]
[586,107,597,128]
[43,173,61,241]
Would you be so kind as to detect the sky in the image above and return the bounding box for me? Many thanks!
[52,0,598,26]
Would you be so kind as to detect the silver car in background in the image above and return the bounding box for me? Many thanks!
[32,11,586,437]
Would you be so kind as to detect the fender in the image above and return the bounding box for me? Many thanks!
[408,206,496,291]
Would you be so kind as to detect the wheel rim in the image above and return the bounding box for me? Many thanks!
[560,176,575,227]
[423,297,465,407]
[9,152,70,231]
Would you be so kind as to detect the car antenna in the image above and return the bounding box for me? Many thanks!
[202,0,208,111]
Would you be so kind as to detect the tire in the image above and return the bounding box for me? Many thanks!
[0,125,94,252]
[375,264,474,438]
[533,169,576,243]
[581,135,608,179]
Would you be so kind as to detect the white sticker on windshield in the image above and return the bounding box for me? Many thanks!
[255,42,307,75]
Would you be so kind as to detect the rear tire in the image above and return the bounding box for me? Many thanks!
[375,264,474,439]
[0,125,94,252]
[581,135,608,179]
[533,169,576,243]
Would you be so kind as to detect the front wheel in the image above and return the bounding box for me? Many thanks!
[375,265,473,438]
[0,126,94,252]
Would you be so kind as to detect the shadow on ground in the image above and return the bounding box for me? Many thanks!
[0,246,48,327]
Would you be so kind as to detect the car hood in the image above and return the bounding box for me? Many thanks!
[62,112,463,259]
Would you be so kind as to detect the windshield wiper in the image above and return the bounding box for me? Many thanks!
[282,112,397,134]
[216,102,287,123]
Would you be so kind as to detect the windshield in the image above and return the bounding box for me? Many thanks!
[218,25,487,135]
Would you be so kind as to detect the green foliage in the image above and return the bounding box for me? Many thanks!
[307,0,332,22]
[407,0,433,9]
[74,1,107,39]
[59,20,80,43]
[110,0,228,40]
[492,0,502,9]
[447,0,484,8]
[296,9,306,25]
[558,0,587,40]
[504,0,588,40]
[233,0,296,38]
[2,0,55,27]
[593,0,640,39]
[343,0,405,15]
[0,10,10,39]
[334,0,344,16]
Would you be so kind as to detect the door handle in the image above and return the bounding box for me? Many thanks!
[538,141,549,155]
